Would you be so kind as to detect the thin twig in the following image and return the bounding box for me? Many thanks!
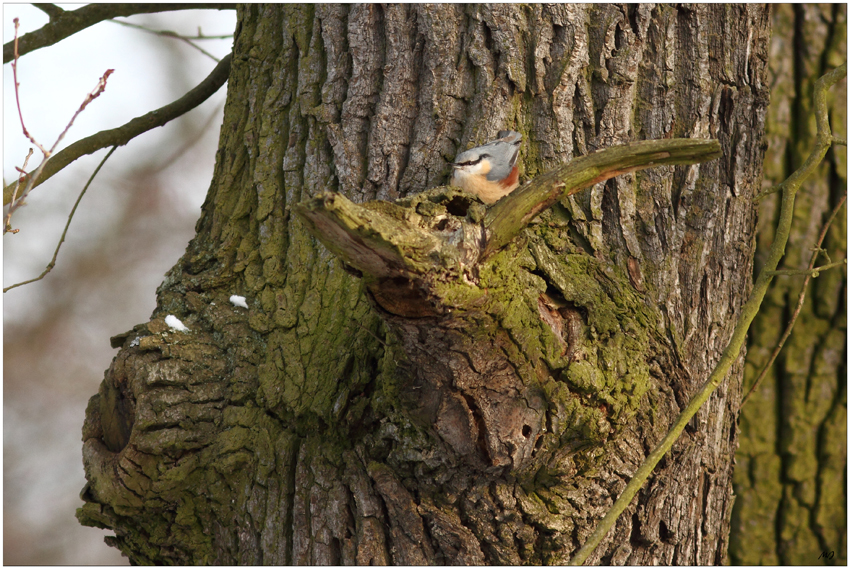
[149,102,225,173]
[766,259,847,276]
[108,19,229,62]
[11,18,48,155]
[48,69,115,156]
[741,192,847,407]
[4,146,118,293]
[109,18,233,40]
[754,182,784,201]
[5,149,34,234]
[6,67,114,229]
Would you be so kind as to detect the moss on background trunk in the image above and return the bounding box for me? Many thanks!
[731,4,847,565]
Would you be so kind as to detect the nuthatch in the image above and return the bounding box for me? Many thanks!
[451,130,522,204]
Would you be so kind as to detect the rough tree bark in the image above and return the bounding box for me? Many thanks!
[731,4,847,565]
[78,4,770,564]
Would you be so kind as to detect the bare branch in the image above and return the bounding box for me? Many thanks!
[3,3,235,63]
[4,146,117,293]
[3,52,232,205]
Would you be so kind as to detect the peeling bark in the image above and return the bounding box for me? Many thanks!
[79,4,771,564]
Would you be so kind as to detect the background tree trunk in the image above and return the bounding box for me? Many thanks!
[78,4,771,564]
[731,4,847,565]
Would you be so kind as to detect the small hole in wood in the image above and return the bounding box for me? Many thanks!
[445,196,471,216]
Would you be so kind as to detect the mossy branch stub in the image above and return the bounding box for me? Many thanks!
[295,138,721,281]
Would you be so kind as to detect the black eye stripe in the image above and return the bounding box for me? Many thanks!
[459,156,486,167]
[455,153,494,168]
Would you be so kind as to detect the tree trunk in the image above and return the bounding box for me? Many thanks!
[78,4,770,564]
[731,4,847,565]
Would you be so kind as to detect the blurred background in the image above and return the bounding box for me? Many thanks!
[3,5,236,564]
